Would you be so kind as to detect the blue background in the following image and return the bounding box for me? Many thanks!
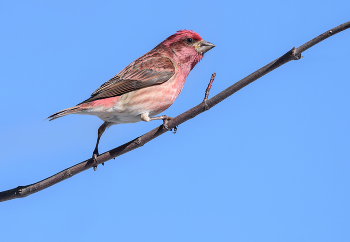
[1,1,349,241]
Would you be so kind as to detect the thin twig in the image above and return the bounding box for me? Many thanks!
[1,20,349,202]
[203,72,216,110]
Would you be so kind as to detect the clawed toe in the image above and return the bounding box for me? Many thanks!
[172,126,178,134]
[92,153,104,171]
[163,122,169,130]
[162,116,173,130]
[92,152,99,171]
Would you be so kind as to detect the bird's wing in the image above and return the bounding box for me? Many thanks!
[80,55,175,104]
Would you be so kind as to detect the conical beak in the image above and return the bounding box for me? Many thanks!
[196,40,215,54]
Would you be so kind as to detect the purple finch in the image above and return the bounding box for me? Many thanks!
[48,30,215,161]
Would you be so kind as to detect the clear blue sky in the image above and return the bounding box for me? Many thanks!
[1,1,349,241]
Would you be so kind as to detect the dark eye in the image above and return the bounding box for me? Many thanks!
[186,38,193,44]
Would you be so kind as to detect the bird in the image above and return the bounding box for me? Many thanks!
[48,30,215,166]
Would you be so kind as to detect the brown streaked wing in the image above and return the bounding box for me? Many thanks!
[79,56,175,104]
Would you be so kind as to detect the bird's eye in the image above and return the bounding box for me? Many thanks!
[186,38,193,44]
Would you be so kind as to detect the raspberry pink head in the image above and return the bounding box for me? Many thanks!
[160,30,215,70]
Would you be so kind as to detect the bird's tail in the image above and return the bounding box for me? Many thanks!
[47,106,83,121]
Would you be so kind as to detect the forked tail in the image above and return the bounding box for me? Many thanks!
[47,106,83,121]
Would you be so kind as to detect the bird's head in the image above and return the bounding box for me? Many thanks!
[160,30,215,69]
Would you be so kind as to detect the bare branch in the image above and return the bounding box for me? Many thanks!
[203,73,216,110]
[294,21,350,56]
[1,20,349,202]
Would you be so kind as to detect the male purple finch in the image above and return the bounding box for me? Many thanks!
[48,30,215,162]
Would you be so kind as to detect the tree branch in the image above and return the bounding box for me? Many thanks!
[1,20,349,202]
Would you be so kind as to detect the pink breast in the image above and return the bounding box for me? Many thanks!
[120,74,186,116]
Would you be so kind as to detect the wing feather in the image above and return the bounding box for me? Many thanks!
[80,55,175,104]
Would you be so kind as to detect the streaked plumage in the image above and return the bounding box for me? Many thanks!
[48,30,215,163]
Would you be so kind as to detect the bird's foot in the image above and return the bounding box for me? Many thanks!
[161,116,173,130]
[145,114,173,130]
[141,113,174,131]
[92,153,98,171]
[92,150,104,171]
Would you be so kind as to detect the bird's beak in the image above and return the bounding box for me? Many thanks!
[196,40,215,54]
